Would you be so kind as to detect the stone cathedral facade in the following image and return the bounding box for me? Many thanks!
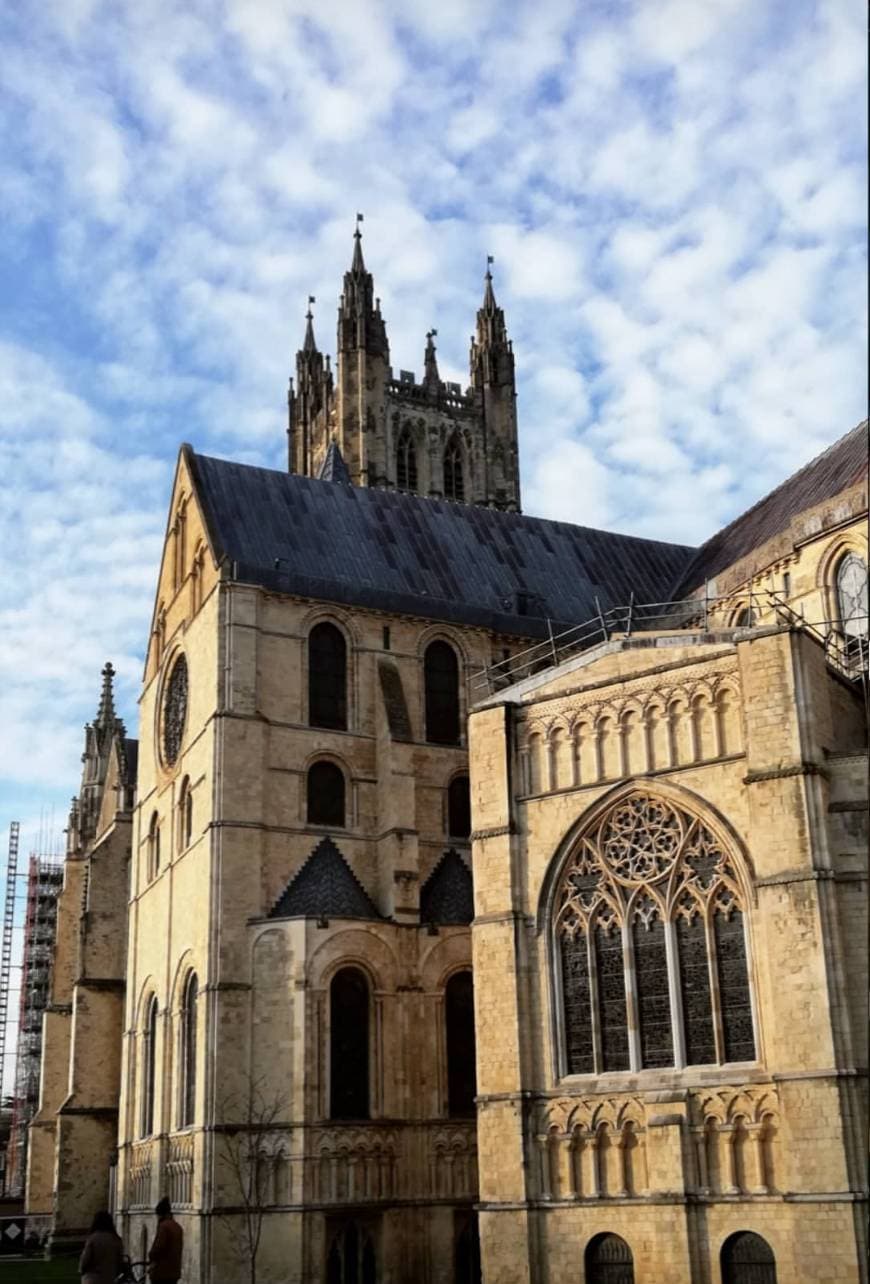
[26,232,868,1284]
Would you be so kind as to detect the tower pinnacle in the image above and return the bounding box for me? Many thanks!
[303,296,317,353]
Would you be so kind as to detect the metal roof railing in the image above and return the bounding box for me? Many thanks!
[473,590,869,697]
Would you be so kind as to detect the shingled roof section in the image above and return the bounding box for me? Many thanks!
[673,421,868,598]
[269,837,381,920]
[188,451,695,638]
[318,440,352,485]
[420,850,474,925]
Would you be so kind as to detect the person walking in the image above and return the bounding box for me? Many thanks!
[79,1210,125,1284]
[148,1197,183,1284]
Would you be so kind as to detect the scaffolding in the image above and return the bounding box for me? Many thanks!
[4,853,63,1197]
[0,824,19,1100]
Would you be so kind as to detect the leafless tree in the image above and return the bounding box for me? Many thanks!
[216,1076,286,1284]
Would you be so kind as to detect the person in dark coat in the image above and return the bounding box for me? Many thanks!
[148,1196,183,1283]
[79,1210,125,1284]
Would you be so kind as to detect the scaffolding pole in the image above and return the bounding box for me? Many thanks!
[0,822,19,1100]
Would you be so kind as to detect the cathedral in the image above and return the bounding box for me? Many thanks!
[25,230,868,1284]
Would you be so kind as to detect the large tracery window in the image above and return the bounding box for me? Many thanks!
[396,428,418,493]
[555,792,756,1076]
[836,553,868,669]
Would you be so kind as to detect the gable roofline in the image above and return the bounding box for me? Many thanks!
[673,420,868,597]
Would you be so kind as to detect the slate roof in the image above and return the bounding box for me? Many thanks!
[269,837,381,920]
[673,421,868,596]
[187,449,695,637]
[420,850,474,925]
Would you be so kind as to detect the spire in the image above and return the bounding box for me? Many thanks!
[303,296,317,353]
[338,213,389,360]
[95,661,117,731]
[423,328,440,395]
[351,212,365,274]
[482,255,497,312]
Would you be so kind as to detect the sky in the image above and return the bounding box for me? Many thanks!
[0,0,866,888]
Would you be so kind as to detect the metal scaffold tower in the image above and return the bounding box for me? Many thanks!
[0,822,19,1099]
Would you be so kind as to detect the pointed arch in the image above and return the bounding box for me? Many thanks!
[544,782,757,1077]
[443,434,465,502]
[178,970,198,1128]
[396,425,418,492]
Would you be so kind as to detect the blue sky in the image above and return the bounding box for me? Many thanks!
[0,0,866,868]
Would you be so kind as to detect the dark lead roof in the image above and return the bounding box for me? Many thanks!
[673,421,868,596]
[188,450,695,637]
[269,837,381,920]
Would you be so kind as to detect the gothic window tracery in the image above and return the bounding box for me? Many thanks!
[443,435,465,502]
[396,428,418,492]
[162,654,188,766]
[835,553,868,669]
[555,792,755,1076]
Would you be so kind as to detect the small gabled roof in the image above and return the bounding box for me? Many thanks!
[318,440,351,484]
[187,450,694,637]
[268,837,381,920]
[673,420,868,596]
[420,849,474,925]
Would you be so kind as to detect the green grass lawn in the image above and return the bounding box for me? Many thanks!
[0,1257,80,1282]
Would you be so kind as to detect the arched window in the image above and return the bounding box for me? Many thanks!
[307,761,346,828]
[148,812,161,880]
[309,623,348,730]
[396,428,418,492]
[443,435,464,502]
[734,606,755,628]
[836,553,868,641]
[327,1223,376,1284]
[329,968,369,1119]
[721,1231,777,1284]
[140,996,158,1138]
[178,778,193,852]
[445,971,476,1117]
[585,1233,634,1284]
[424,641,461,745]
[447,774,471,839]
[179,972,197,1128]
[555,792,756,1076]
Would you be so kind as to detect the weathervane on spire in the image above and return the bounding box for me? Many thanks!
[486,254,494,275]
[355,211,364,234]
[306,294,315,318]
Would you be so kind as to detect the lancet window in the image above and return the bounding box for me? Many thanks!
[140,995,159,1137]
[424,640,461,745]
[309,622,348,730]
[179,971,197,1128]
[443,436,464,502]
[555,792,755,1076]
[396,428,418,492]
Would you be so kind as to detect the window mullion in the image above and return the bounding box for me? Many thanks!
[705,909,725,1064]
[588,928,602,1075]
[665,917,686,1070]
[622,915,641,1073]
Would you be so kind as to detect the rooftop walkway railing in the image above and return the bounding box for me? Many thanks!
[472,589,869,696]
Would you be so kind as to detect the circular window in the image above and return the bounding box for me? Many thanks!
[162,654,188,766]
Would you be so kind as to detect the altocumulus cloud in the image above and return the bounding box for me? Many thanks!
[0,0,865,839]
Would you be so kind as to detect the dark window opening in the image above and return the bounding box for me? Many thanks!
[180,972,197,1128]
[585,1233,634,1284]
[721,1231,777,1284]
[715,907,756,1062]
[309,623,348,730]
[382,625,391,651]
[447,774,471,839]
[561,930,594,1075]
[307,761,346,828]
[425,640,461,745]
[396,430,418,492]
[141,997,158,1138]
[595,924,629,1072]
[330,968,369,1119]
[443,436,464,501]
[454,1213,482,1284]
[445,970,476,1117]
[327,1222,377,1284]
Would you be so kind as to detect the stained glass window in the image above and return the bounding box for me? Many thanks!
[561,932,594,1074]
[676,906,716,1066]
[632,905,673,1068]
[163,654,188,766]
[554,791,755,1075]
[595,921,629,1072]
[714,904,755,1062]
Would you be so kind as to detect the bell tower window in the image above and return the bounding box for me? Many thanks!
[396,428,418,492]
[443,436,464,502]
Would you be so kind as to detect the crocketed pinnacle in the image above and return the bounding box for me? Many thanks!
[303,303,317,354]
[95,661,117,730]
[351,226,365,275]
[423,329,440,391]
[482,265,497,313]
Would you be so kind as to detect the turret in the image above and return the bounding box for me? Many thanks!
[288,299,334,474]
[422,330,441,398]
[469,261,521,511]
[69,662,126,852]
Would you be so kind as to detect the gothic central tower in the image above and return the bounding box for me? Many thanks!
[287,228,521,511]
